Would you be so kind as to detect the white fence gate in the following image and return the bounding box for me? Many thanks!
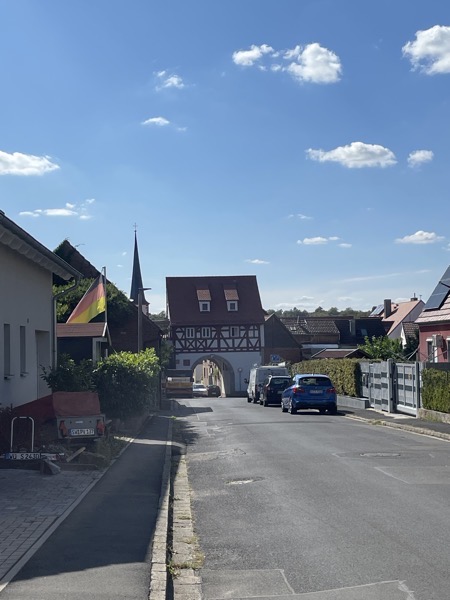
[359,360,421,416]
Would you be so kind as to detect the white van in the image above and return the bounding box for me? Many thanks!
[246,365,290,403]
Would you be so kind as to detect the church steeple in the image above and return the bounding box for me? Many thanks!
[130,230,147,306]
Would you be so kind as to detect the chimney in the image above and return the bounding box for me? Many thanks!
[411,293,417,301]
[384,299,392,318]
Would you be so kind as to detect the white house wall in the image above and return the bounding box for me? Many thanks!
[1,245,52,409]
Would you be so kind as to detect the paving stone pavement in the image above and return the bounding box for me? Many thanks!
[0,467,102,582]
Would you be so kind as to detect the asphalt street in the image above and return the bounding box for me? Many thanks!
[0,413,170,600]
[175,397,450,600]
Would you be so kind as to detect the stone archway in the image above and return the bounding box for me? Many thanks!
[191,354,235,397]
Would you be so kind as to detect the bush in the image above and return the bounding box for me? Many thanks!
[41,354,94,391]
[93,349,160,420]
[290,358,362,397]
[421,368,450,413]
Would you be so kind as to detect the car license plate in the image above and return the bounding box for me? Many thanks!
[5,452,41,460]
[310,390,323,395]
[70,428,95,436]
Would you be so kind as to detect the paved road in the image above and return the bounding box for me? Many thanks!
[175,396,450,600]
[0,413,170,600]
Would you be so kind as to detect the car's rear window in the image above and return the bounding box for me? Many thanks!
[299,377,332,387]
[270,378,291,389]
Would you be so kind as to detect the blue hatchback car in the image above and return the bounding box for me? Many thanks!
[281,373,337,415]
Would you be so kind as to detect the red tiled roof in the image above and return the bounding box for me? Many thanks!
[196,286,211,301]
[416,294,450,324]
[166,276,265,325]
[224,285,239,301]
[57,323,109,338]
[381,299,424,335]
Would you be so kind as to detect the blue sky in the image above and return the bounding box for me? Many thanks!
[2,0,450,314]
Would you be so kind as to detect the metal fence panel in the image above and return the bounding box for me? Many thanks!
[359,360,420,416]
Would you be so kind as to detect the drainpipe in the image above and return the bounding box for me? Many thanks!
[52,277,81,368]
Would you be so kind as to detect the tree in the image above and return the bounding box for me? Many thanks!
[358,336,403,360]
[54,279,134,325]
[403,331,420,361]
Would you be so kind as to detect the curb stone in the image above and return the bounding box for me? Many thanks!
[168,422,202,600]
[148,417,172,600]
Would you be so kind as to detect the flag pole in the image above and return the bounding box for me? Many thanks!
[102,266,108,324]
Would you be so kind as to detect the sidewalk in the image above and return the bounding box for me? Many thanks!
[339,402,450,442]
[0,468,102,584]
[0,412,171,599]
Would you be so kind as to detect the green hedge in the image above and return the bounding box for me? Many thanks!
[94,349,160,420]
[289,359,362,397]
[421,368,450,413]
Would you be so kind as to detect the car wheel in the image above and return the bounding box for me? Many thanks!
[328,407,338,415]
[289,399,297,415]
[281,400,288,413]
[319,408,326,414]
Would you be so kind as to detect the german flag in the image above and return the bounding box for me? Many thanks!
[67,275,106,323]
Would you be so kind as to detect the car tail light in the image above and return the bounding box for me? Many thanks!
[326,387,336,394]
[293,386,305,394]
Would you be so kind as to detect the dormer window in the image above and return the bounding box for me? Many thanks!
[224,283,239,311]
[196,285,211,313]
[200,301,210,312]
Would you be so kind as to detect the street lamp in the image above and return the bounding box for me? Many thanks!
[138,287,151,352]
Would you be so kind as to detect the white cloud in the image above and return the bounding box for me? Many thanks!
[232,42,341,84]
[395,230,444,244]
[403,25,450,75]
[246,258,269,264]
[306,141,397,168]
[0,150,59,176]
[232,44,274,66]
[18,211,39,217]
[285,43,342,83]
[288,213,312,220]
[297,236,346,246]
[19,199,95,220]
[342,272,403,283]
[142,117,170,127]
[339,243,352,248]
[298,236,328,245]
[41,208,78,217]
[155,71,185,89]
[407,149,434,167]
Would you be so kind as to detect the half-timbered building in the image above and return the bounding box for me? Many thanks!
[166,276,266,396]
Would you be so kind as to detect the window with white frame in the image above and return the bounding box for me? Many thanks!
[426,339,436,362]
[202,327,211,338]
[227,301,238,312]
[199,301,210,312]
[3,324,11,376]
[186,327,195,339]
[20,325,27,375]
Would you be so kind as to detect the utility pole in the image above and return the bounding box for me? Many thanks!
[137,287,151,351]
